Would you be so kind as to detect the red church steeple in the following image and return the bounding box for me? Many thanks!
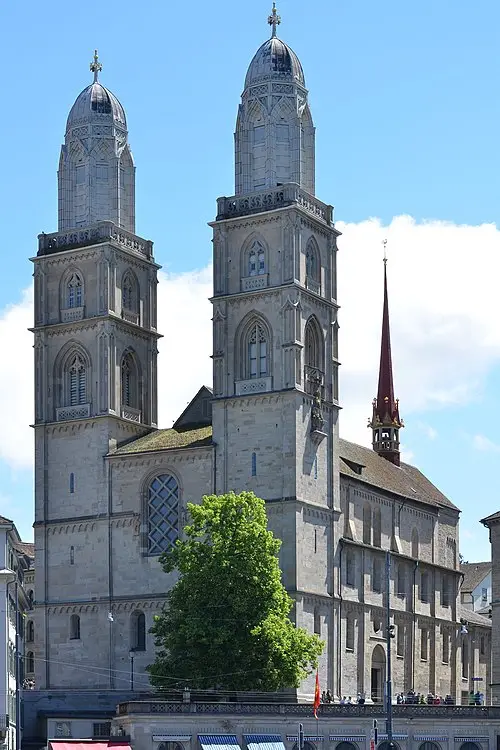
[368,249,404,466]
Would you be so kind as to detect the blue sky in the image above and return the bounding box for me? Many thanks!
[0,0,499,560]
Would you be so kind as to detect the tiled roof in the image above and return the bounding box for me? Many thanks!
[460,562,491,593]
[339,439,459,512]
[113,425,212,456]
[13,542,35,559]
[481,510,500,526]
[458,606,492,628]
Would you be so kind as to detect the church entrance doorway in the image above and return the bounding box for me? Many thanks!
[371,644,386,703]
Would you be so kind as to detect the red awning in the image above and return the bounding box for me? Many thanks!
[49,743,131,750]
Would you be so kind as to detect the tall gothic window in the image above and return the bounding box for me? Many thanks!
[373,507,382,547]
[248,240,266,277]
[69,614,80,640]
[304,318,323,371]
[68,355,86,405]
[67,273,83,309]
[130,611,146,651]
[411,528,419,559]
[363,504,372,545]
[122,271,138,312]
[26,652,34,674]
[247,323,268,379]
[121,352,139,408]
[147,474,179,555]
[306,239,319,281]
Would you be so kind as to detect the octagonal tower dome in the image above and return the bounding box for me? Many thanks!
[245,36,305,89]
[58,51,135,233]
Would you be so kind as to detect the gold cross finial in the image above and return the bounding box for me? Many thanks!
[268,3,281,37]
[382,238,388,266]
[90,50,102,83]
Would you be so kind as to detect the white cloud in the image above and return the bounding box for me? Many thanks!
[3,215,500,471]
[472,434,500,453]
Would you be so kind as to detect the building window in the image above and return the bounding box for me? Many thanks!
[442,574,451,607]
[26,620,34,642]
[372,557,382,592]
[68,355,86,405]
[304,317,323,371]
[397,623,404,657]
[314,456,318,480]
[130,611,146,651]
[462,638,469,679]
[70,546,75,565]
[122,271,139,312]
[345,550,355,587]
[247,322,268,378]
[251,452,257,476]
[482,587,488,602]
[420,571,429,603]
[314,527,317,553]
[147,474,179,555]
[305,238,320,284]
[411,528,419,559]
[69,472,75,494]
[55,722,72,738]
[420,627,428,661]
[248,240,266,277]
[397,564,406,597]
[27,590,33,609]
[442,630,450,664]
[67,272,83,309]
[93,723,111,738]
[373,507,382,547]
[313,608,321,636]
[363,504,372,545]
[121,351,139,408]
[346,615,355,651]
[25,651,34,674]
[69,614,80,640]
[480,634,485,655]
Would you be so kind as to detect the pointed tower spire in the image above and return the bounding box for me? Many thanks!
[368,242,404,466]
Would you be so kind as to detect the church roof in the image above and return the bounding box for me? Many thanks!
[460,561,491,593]
[458,606,491,628]
[67,82,126,131]
[245,36,305,88]
[339,438,459,512]
[112,425,212,456]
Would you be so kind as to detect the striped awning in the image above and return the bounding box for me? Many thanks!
[329,738,366,742]
[454,739,489,743]
[199,736,241,750]
[286,738,323,743]
[413,738,449,743]
[378,735,408,741]
[245,735,285,750]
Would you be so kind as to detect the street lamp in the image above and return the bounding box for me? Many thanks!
[0,568,19,750]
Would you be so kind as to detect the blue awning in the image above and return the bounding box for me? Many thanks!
[245,736,286,750]
[199,736,241,750]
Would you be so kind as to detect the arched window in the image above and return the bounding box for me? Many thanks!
[419,743,442,750]
[293,743,316,750]
[345,615,355,651]
[246,322,268,379]
[411,528,419,559]
[147,474,179,555]
[459,744,481,750]
[26,652,34,674]
[373,507,382,547]
[363,504,372,545]
[68,354,86,406]
[247,240,266,277]
[336,743,358,750]
[305,238,320,283]
[121,351,139,409]
[69,614,80,640]
[378,744,400,750]
[122,271,139,312]
[304,318,323,370]
[26,620,34,642]
[130,610,146,651]
[67,273,83,309]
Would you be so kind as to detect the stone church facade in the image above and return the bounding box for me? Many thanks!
[28,10,490,737]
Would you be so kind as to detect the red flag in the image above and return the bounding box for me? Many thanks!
[313,669,321,719]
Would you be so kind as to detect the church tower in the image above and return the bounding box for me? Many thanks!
[32,53,160,688]
[211,6,341,694]
[368,254,404,465]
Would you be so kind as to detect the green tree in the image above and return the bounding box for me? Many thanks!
[148,491,323,691]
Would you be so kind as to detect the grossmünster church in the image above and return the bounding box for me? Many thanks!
[28,4,490,728]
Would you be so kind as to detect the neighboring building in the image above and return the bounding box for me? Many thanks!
[26,5,491,747]
[481,513,500,706]
[0,518,34,750]
[460,563,491,615]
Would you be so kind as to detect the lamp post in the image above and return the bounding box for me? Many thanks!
[129,651,135,691]
[0,568,19,750]
[385,551,395,750]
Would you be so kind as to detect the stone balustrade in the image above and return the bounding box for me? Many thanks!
[38,221,154,259]
[217,183,334,226]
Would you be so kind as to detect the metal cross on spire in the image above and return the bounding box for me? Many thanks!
[268,2,281,37]
[90,50,102,83]
[382,238,388,266]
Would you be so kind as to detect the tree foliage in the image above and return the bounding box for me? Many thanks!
[148,491,323,691]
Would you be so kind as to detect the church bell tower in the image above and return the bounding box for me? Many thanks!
[32,52,160,689]
[210,6,341,695]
